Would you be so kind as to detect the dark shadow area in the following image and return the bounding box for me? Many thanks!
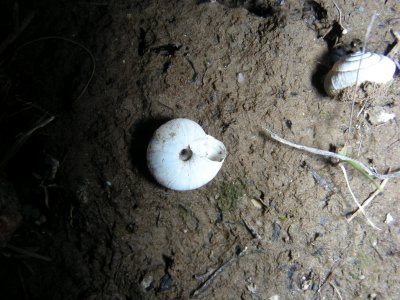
[0,0,106,299]
[302,0,327,22]
[311,51,331,96]
[311,20,350,96]
[129,117,170,183]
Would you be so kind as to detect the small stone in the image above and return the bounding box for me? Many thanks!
[141,275,154,291]
[159,273,172,292]
[367,107,395,125]
[250,198,263,209]
[385,213,395,224]
[237,72,245,83]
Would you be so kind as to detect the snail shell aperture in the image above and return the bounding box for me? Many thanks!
[147,118,227,191]
[324,51,396,96]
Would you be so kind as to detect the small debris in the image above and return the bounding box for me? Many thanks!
[250,198,263,209]
[191,246,254,298]
[194,268,215,282]
[246,277,257,294]
[319,216,330,226]
[272,221,281,241]
[303,161,335,192]
[150,44,181,56]
[237,72,245,83]
[385,213,395,225]
[241,215,262,240]
[269,295,280,300]
[158,273,173,292]
[367,107,395,125]
[301,277,312,290]
[141,275,154,291]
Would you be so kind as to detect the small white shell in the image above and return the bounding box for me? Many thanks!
[147,118,226,191]
[324,52,396,96]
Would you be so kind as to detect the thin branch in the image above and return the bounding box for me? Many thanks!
[330,282,344,300]
[347,12,377,142]
[340,165,381,230]
[263,128,400,180]
[191,247,249,298]
[332,1,348,34]
[347,176,389,222]
[5,244,52,262]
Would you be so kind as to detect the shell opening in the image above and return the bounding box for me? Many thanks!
[208,151,225,162]
[179,147,193,161]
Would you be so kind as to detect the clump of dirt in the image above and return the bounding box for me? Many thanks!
[1,0,400,299]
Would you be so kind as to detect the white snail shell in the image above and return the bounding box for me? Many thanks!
[324,52,396,96]
[147,118,227,191]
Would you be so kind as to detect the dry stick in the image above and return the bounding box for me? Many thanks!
[347,175,390,222]
[330,282,344,300]
[241,215,262,240]
[388,30,400,69]
[191,247,254,298]
[263,128,400,180]
[332,0,348,34]
[347,12,377,143]
[5,244,52,262]
[16,36,96,104]
[388,30,400,59]
[339,164,381,230]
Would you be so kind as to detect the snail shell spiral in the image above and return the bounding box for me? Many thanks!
[147,118,226,191]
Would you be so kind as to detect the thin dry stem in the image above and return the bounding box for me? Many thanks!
[330,282,344,300]
[332,1,347,34]
[347,176,389,222]
[340,164,381,230]
[5,244,52,261]
[388,30,400,59]
[347,12,378,143]
[263,128,400,180]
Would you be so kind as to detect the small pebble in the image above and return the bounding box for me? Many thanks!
[385,213,395,225]
[141,275,154,291]
[367,107,395,125]
[237,72,245,83]
[159,273,173,292]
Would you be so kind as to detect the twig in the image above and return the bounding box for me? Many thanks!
[332,1,348,34]
[263,128,400,180]
[191,247,250,298]
[347,175,389,222]
[318,271,334,294]
[388,30,400,59]
[340,164,381,230]
[194,268,215,282]
[330,282,344,300]
[241,215,262,240]
[347,12,377,142]
[5,244,52,262]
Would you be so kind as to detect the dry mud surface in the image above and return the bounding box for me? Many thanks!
[1,0,400,299]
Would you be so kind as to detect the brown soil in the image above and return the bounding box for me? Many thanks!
[1,0,399,299]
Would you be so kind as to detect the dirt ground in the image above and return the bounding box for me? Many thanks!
[1,0,399,299]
